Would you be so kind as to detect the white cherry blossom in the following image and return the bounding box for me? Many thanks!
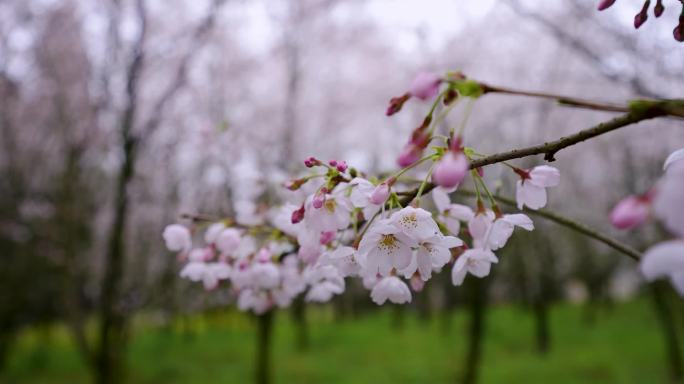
[640,240,684,295]
[432,187,474,236]
[451,248,499,286]
[390,206,440,241]
[370,276,412,305]
[358,219,416,276]
[163,224,191,252]
[515,165,560,210]
[349,177,382,219]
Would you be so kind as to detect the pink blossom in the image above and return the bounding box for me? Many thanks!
[515,165,560,210]
[162,224,191,252]
[432,151,469,189]
[369,182,391,205]
[451,248,498,286]
[319,231,336,245]
[370,276,412,305]
[408,71,442,100]
[397,143,423,167]
[610,195,651,230]
[216,228,241,255]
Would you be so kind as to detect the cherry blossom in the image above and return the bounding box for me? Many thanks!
[432,151,468,189]
[610,194,651,230]
[162,224,191,252]
[408,71,442,100]
[451,248,499,286]
[515,165,560,210]
[432,187,474,235]
[216,228,242,255]
[358,219,416,276]
[407,233,463,281]
[663,148,684,171]
[349,178,383,218]
[389,206,440,241]
[370,276,412,305]
[369,181,391,205]
[640,240,684,295]
[653,160,684,237]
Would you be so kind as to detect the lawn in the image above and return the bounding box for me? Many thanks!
[2,299,674,383]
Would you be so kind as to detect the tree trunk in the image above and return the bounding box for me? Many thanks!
[651,282,684,383]
[291,297,309,351]
[461,277,489,384]
[533,299,550,355]
[256,311,274,384]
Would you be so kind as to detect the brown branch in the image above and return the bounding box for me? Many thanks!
[479,83,631,114]
[454,190,641,261]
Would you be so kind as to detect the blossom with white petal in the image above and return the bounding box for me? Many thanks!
[515,165,560,210]
[349,178,382,219]
[402,234,463,281]
[250,261,281,290]
[663,148,684,172]
[163,224,191,252]
[432,188,474,235]
[318,246,363,277]
[451,248,499,286]
[370,276,412,305]
[304,191,352,232]
[390,206,440,241]
[640,240,684,295]
[306,281,345,302]
[216,228,242,255]
[487,214,534,250]
[204,222,226,244]
[237,289,271,314]
[180,261,230,290]
[358,220,416,276]
[653,161,684,237]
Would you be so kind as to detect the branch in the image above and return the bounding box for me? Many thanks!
[454,190,641,261]
[469,107,666,166]
[479,83,631,114]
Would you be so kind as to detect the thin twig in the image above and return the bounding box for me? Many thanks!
[454,190,641,261]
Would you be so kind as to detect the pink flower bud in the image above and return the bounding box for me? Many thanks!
[410,274,425,292]
[319,231,336,245]
[610,195,651,230]
[408,71,442,100]
[370,183,391,205]
[304,156,320,168]
[328,160,338,166]
[432,151,469,189]
[597,0,616,11]
[336,161,348,172]
[397,144,422,167]
[291,204,305,224]
[312,189,327,209]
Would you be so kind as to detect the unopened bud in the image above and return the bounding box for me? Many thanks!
[634,0,650,29]
[336,160,348,172]
[654,0,664,17]
[370,182,391,205]
[597,0,616,11]
[386,93,410,116]
[291,204,305,224]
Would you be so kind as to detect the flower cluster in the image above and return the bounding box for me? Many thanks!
[162,71,562,313]
[611,148,684,294]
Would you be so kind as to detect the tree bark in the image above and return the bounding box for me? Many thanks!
[256,311,274,384]
[650,282,684,383]
[461,277,490,384]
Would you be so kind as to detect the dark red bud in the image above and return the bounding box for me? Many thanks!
[634,0,650,29]
[654,0,664,17]
[291,204,305,224]
[597,0,616,11]
[386,93,410,116]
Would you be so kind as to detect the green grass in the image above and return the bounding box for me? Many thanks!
[2,299,675,383]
